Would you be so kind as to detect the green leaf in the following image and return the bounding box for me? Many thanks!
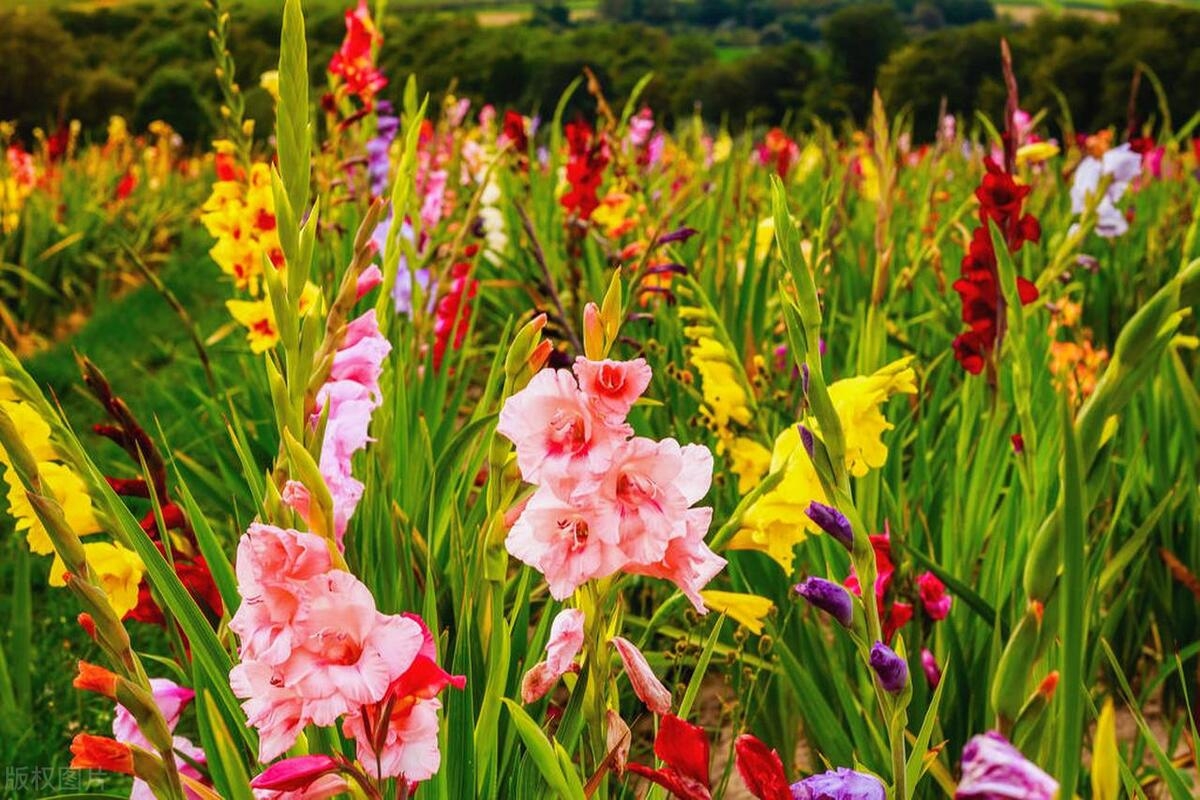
[1058,394,1086,798]
[502,698,584,800]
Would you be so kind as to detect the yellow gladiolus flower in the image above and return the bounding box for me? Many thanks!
[0,400,56,463]
[699,590,774,635]
[826,357,917,478]
[227,283,321,354]
[260,70,280,102]
[726,436,771,493]
[1016,141,1060,166]
[730,358,917,572]
[5,461,102,555]
[49,541,145,618]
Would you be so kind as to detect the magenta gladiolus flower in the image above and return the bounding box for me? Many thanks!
[921,648,942,688]
[251,755,344,794]
[112,676,207,800]
[956,731,1058,799]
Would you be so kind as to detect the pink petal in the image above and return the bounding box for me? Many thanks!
[611,636,672,715]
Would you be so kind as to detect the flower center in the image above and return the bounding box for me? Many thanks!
[557,516,589,551]
[548,408,586,452]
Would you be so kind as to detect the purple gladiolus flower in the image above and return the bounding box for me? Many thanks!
[956,731,1058,799]
[869,642,908,694]
[804,501,852,550]
[795,577,853,628]
[791,767,886,800]
[367,101,400,198]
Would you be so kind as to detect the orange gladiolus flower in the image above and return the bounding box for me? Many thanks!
[70,734,134,775]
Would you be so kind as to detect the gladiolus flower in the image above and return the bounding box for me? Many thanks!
[698,591,773,635]
[572,357,653,421]
[611,636,672,714]
[917,572,952,620]
[792,767,886,800]
[956,731,1058,800]
[49,541,145,619]
[733,734,791,800]
[628,714,712,800]
[328,0,387,104]
[869,641,908,694]
[1070,142,1142,238]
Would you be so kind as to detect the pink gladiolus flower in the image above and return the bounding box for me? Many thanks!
[611,636,672,714]
[356,264,383,299]
[230,524,333,666]
[572,357,653,421]
[343,613,465,783]
[497,368,627,490]
[254,774,350,800]
[500,361,723,606]
[599,436,712,564]
[506,485,626,600]
[521,608,585,702]
[229,660,308,762]
[625,507,725,613]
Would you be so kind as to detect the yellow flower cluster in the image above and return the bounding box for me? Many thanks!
[730,357,917,573]
[682,316,772,493]
[0,383,144,617]
[200,142,314,352]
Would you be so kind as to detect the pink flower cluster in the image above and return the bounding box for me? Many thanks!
[286,302,391,549]
[229,523,463,783]
[498,358,725,608]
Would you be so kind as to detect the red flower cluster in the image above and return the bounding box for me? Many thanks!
[328,0,387,106]
[501,110,529,154]
[951,158,1041,374]
[433,246,480,369]
[561,120,610,221]
[844,534,951,643]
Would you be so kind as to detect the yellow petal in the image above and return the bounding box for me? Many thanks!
[699,591,774,635]
[50,541,145,618]
[1091,699,1119,800]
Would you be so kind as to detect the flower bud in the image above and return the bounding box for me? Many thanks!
[804,501,853,550]
[795,577,853,628]
[869,641,908,694]
[583,302,605,361]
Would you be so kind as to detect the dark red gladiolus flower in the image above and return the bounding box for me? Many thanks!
[952,158,1041,373]
[733,734,791,800]
[114,170,137,201]
[628,714,712,800]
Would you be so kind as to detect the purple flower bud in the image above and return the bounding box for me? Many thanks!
[869,642,908,694]
[800,363,810,396]
[795,577,854,628]
[818,338,827,356]
[798,424,815,460]
[791,767,886,800]
[657,226,699,245]
[956,731,1058,800]
[804,501,853,550]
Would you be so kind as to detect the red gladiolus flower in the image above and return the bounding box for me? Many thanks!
[432,260,479,369]
[733,734,791,800]
[561,120,610,221]
[115,170,137,201]
[70,735,135,775]
[629,714,712,800]
[502,110,529,154]
[328,0,387,105]
[952,158,1041,373]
